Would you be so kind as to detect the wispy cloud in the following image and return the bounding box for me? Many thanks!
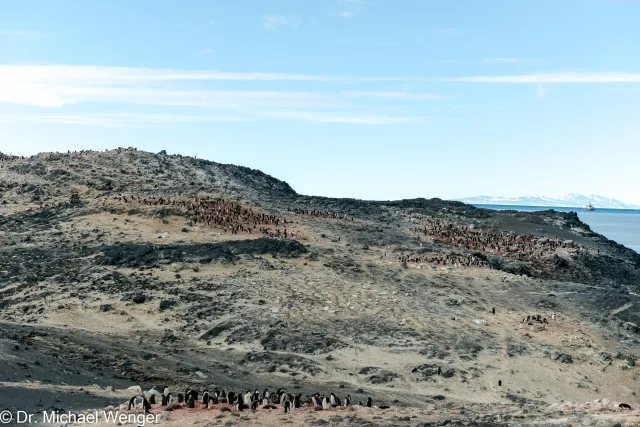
[199,48,213,56]
[344,91,444,100]
[1,111,419,127]
[0,64,440,126]
[1,113,248,127]
[336,0,364,18]
[441,72,640,83]
[0,29,40,38]
[482,58,521,64]
[258,110,420,125]
[0,64,426,88]
[536,85,550,99]
[263,15,300,30]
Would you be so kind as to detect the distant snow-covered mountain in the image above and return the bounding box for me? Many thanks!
[457,194,640,210]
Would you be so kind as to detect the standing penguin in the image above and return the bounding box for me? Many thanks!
[236,393,244,412]
[322,396,330,410]
[162,393,172,406]
[344,395,351,407]
[244,390,252,406]
[142,397,151,414]
[329,393,337,407]
[284,400,291,414]
[294,393,301,409]
[366,397,372,408]
[127,396,137,410]
[202,391,210,406]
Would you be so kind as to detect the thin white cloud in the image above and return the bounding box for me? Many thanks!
[336,0,364,18]
[259,110,420,125]
[0,29,38,36]
[442,72,640,83]
[344,91,444,100]
[536,85,549,99]
[0,64,417,84]
[0,65,447,107]
[263,15,300,29]
[1,113,248,127]
[482,58,521,64]
[199,48,213,56]
[0,112,416,126]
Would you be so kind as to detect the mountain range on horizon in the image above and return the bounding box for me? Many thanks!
[456,193,640,210]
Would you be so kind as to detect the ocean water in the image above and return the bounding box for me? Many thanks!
[473,204,640,253]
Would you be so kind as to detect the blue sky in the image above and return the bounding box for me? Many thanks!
[1,0,640,203]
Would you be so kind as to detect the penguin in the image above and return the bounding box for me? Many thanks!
[279,390,287,405]
[142,397,151,414]
[252,389,260,403]
[177,393,185,403]
[227,391,236,405]
[437,366,442,376]
[163,387,170,397]
[366,397,372,408]
[161,393,172,406]
[127,396,137,410]
[492,307,495,315]
[219,390,228,404]
[344,395,351,407]
[244,390,252,406]
[263,388,270,401]
[148,394,156,405]
[202,391,210,406]
[330,393,336,407]
[498,380,502,387]
[284,400,291,413]
[251,400,259,411]
[294,393,301,409]
[236,393,244,411]
[620,403,632,410]
[311,394,319,407]
[322,396,330,410]
[187,396,195,408]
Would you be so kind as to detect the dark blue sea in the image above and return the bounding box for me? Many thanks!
[473,204,640,253]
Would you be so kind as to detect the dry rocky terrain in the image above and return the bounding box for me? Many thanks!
[1,148,640,426]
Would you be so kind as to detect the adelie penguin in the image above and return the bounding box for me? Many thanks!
[344,395,351,407]
[187,396,195,409]
[236,394,244,412]
[161,393,172,406]
[142,397,151,414]
[127,396,137,411]
[284,400,292,414]
[294,393,301,409]
[202,391,210,406]
[366,397,373,408]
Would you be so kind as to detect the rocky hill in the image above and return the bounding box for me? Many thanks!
[1,148,639,426]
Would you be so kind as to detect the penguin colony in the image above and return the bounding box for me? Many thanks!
[125,385,387,414]
[411,219,586,264]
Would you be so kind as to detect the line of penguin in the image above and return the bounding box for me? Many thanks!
[127,386,387,414]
